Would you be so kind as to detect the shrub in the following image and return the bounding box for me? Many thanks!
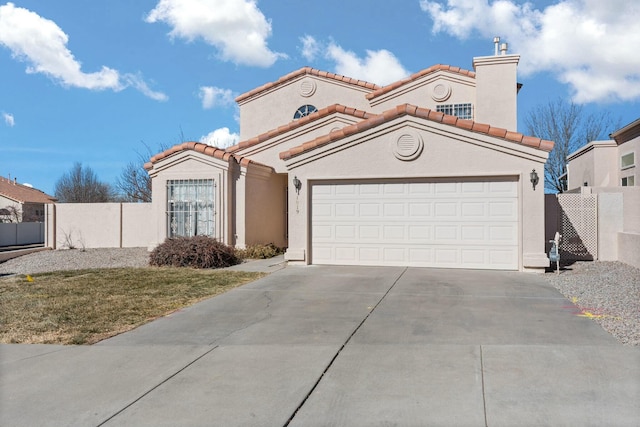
[149,236,240,269]
[235,243,285,260]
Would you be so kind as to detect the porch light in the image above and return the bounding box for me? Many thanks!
[530,169,539,190]
[293,176,302,194]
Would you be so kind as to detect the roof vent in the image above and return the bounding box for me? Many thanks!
[493,36,500,56]
[500,43,508,55]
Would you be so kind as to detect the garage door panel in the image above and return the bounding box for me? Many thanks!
[311,180,518,270]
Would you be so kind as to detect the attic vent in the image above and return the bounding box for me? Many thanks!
[431,83,451,102]
[393,132,424,161]
[300,79,317,97]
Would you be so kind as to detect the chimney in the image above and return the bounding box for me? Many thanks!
[472,38,520,130]
[14,178,17,185]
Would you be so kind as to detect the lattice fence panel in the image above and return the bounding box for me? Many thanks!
[557,193,598,261]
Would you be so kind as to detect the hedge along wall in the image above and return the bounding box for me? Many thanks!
[45,203,155,249]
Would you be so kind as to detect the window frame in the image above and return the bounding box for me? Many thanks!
[621,152,635,170]
[436,103,473,120]
[166,179,216,238]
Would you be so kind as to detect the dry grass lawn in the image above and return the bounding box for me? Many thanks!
[0,268,264,345]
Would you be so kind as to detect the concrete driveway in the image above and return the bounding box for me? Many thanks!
[2,264,639,426]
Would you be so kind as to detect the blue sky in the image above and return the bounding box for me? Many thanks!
[1,0,639,196]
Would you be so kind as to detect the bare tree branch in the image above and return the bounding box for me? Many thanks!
[54,162,117,203]
[525,98,619,193]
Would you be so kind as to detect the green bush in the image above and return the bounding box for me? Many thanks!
[149,236,240,269]
[235,243,285,260]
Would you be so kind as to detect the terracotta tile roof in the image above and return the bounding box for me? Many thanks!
[227,104,375,153]
[366,64,476,100]
[235,67,380,103]
[0,176,56,204]
[143,141,268,171]
[279,104,554,160]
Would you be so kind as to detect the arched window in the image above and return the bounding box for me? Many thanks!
[293,104,317,119]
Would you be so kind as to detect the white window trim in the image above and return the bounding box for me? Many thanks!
[620,152,635,170]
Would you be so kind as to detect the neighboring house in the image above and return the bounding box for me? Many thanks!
[567,118,639,189]
[562,118,640,268]
[0,176,56,222]
[145,46,554,272]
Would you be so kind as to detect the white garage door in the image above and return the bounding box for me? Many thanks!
[311,179,519,270]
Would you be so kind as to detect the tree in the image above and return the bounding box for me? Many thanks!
[525,99,619,193]
[115,143,163,203]
[54,162,117,203]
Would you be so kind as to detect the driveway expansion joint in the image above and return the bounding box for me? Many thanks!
[282,267,408,427]
[96,345,219,427]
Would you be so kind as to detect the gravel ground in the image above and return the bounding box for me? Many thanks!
[1,249,638,346]
[544,261,640,347]
[0,248,150,275]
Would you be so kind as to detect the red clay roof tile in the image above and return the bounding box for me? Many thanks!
[366,64,476,100]
[235,67,380,103]
[226,104,376,153]
[279,103,554,160]
[144,142,260,171]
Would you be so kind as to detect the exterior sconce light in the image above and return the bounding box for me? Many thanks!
[293,176,302,195]
[530,169,539,190]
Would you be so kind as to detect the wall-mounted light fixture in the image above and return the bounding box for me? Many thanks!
[293,176,301,195]
[530,169,539,190]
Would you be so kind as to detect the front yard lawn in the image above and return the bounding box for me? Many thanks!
[0,268,264,345]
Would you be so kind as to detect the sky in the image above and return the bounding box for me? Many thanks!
[1,0,639,196]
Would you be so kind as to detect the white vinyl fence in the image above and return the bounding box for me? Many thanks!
[0,222,44,246]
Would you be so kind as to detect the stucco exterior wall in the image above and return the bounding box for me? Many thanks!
[473,55,519,131]
[238,76,373,140]
[234,115,362,174]
[243,166,287,248]
[148,153,231,247]
[618,232,640,269]
[368,74,475,114]
[284,118,548,271]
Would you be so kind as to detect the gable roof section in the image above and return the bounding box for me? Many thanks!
[235,67,380,103]
[366,65,476,100]
[279,104,554,160]
[0,176,56,204]
[227,104,375,153]
[144,141,267,171]
[610,117,640,145]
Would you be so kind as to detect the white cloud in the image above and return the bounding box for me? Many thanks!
[326,42,410,86]
[146,0,286,67]
[0,3,167,100]
[420,0,640,103]
[199,86,235,109]
[3,112,15,127]
[124,74,168,102]
[200,127,239,149]
[300,35,319,62]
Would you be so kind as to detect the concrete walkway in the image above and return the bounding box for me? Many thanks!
[1,265,639,426]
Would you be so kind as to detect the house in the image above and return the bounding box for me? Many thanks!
[144,44,554,272]
[561,118,640,268]
[0,176,56,223]
[567,118,639,189]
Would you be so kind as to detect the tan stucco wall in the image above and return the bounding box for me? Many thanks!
[283,118,548,271]
[568,137,639,190]
[473,54,520,131]
[242,166,287,248]
[238,75,373,140]
[45,203,153,249]
[234,115,362,174]
[618,232,640,269]
[367,73,475,114]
